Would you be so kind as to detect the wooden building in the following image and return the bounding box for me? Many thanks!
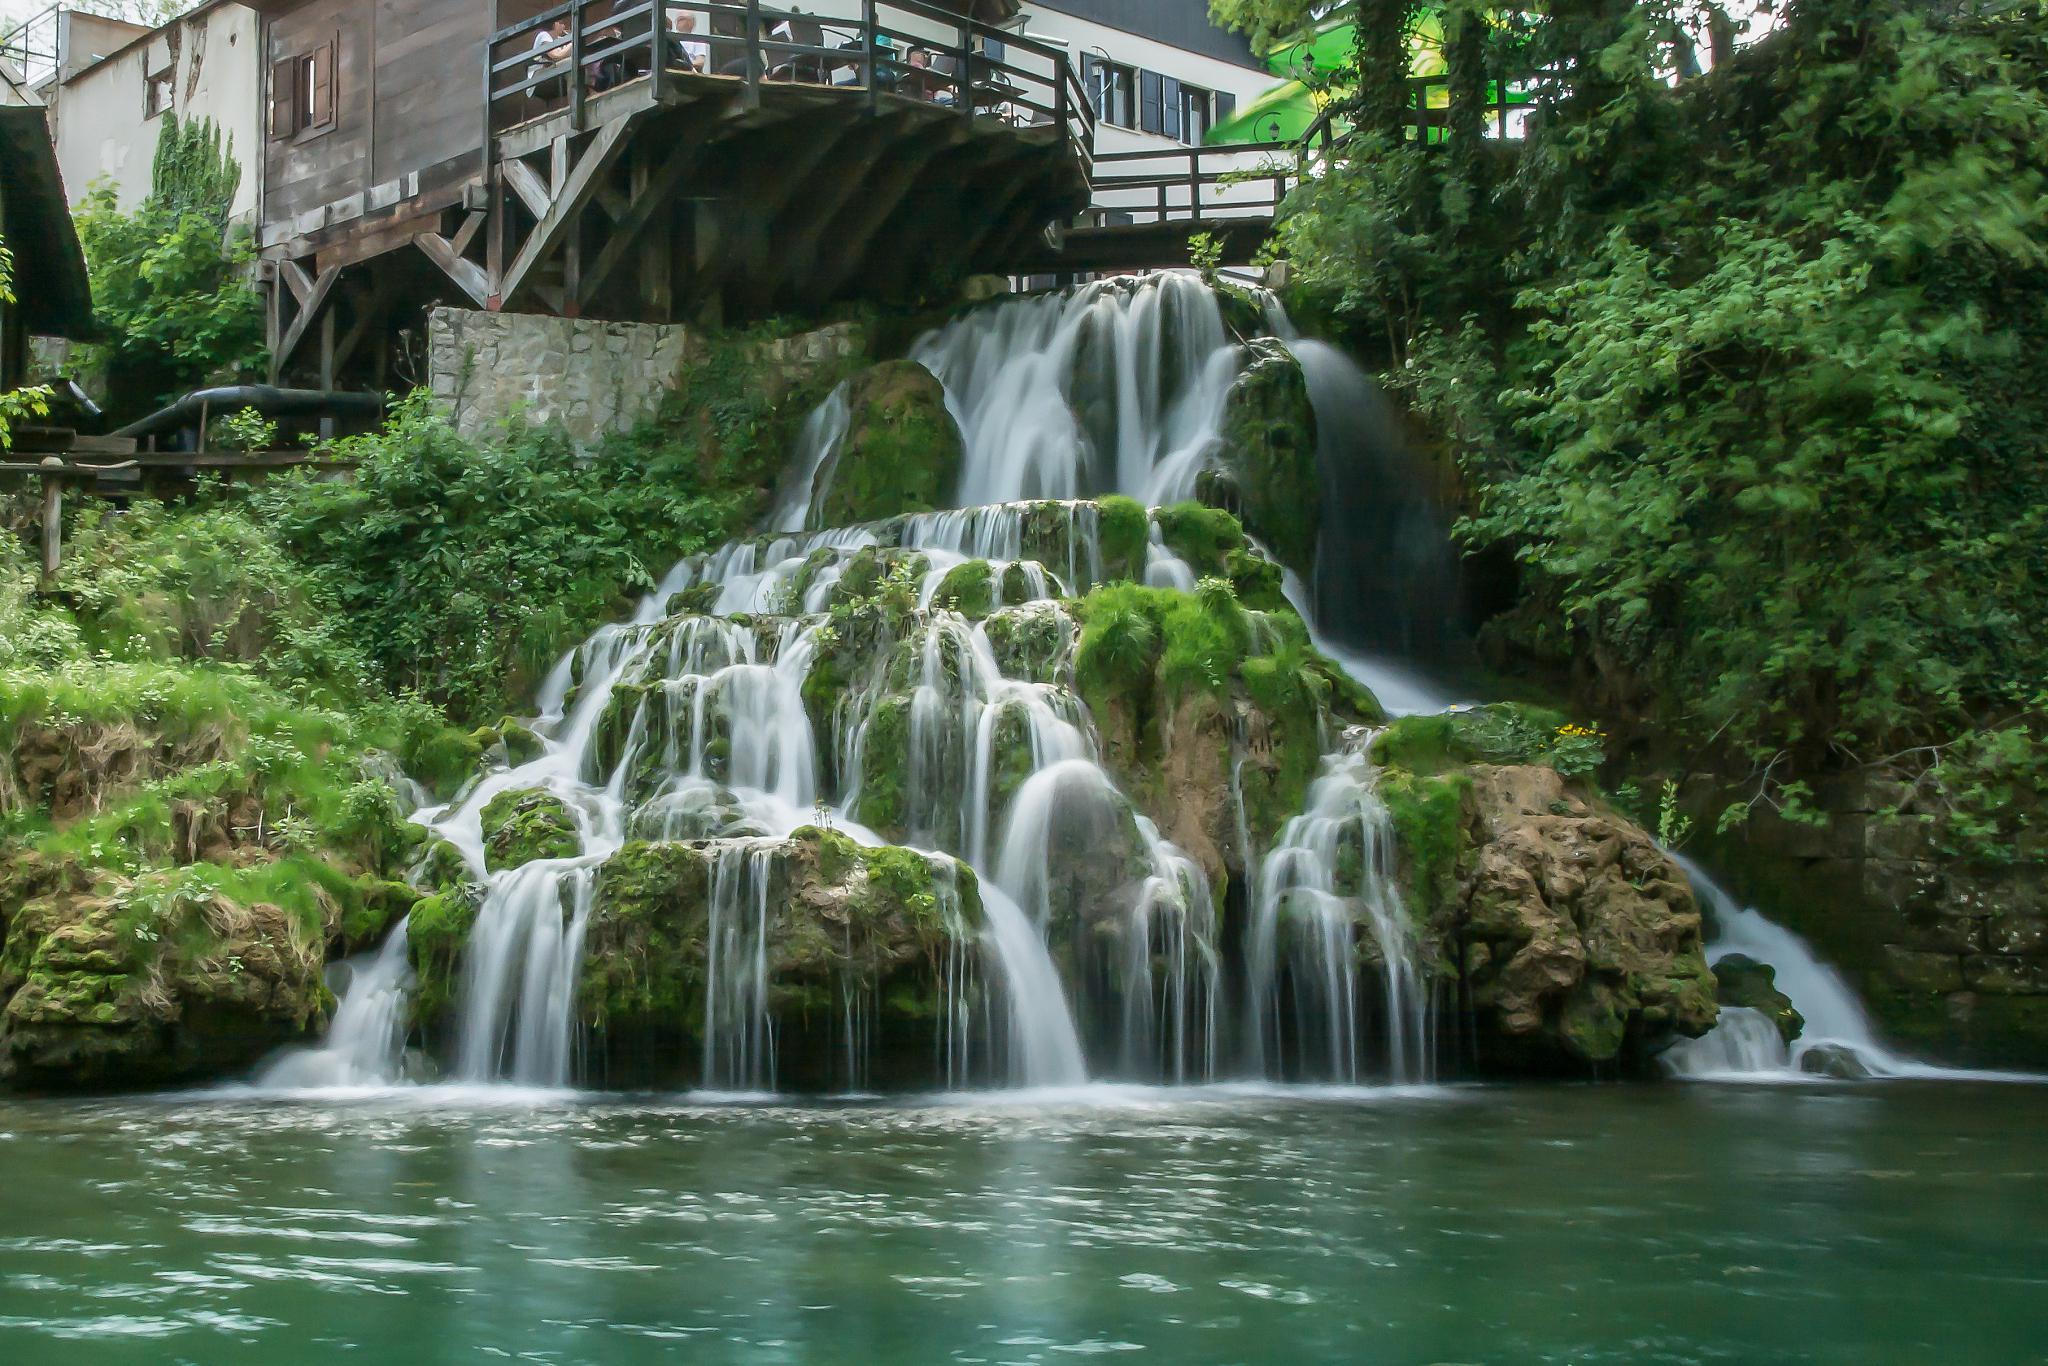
[0,103,94,396]
[248,0,1095,385]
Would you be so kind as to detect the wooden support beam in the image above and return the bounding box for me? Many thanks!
[279,257,316,306]
[274,266,343,371]
[504,157,552,219]
[575,132,712,310]
[416,229,493,307]
[498,119,634,307]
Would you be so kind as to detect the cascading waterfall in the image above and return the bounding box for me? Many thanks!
[1244,740,1432,1084]
[293,274,1459,1092]
[257,918,415,1089]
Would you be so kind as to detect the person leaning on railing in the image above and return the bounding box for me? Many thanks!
[527,16,571,102]
[664,6,709,73]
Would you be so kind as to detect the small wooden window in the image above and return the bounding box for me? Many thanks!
[269,37,336,140]
[144,68,174,118]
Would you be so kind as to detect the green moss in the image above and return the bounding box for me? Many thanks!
[933,560,996,619]
[1153,501,1245,574]
[408,886,483,1026]
[1096,495,1150,582]
[1372,704,1598,779]
[1380,769,1470,919]
[478,789,581,871]
[1214,339,1321,575]
[853,696,912,838]
[812,360,964,528]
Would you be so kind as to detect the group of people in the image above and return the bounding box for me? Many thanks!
[518,4,974,109]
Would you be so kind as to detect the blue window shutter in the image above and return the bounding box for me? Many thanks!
[1140,69,1163,134]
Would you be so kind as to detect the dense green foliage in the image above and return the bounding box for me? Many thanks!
[1228,0,2048,835]
[255,325,856,723]
[74,116,265,421]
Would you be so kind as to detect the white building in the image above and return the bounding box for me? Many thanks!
[1017,0,1272,155]
[15,2,264,222]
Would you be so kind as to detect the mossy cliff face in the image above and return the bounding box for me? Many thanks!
[809,360,965,528]
[574,828,981,1088]
[0,853,334,1090]
[1073,578,1380,895]
[1206,339,1321,579]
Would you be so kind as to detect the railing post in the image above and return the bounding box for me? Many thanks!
[570,0,586,127]
[1188,151,1199,223]
[957,21,970,121]
[650,0,666,102]
[744,0,762,108]
[1055,51,1067,142]
[862,0,877,116]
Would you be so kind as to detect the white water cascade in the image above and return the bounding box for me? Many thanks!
[257,919,415,1089]
[286,274,1470,1092]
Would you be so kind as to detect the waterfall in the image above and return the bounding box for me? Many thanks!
[256,919,414,1089]
[1664,859,1930,1080]
[1244,742,1432,1083]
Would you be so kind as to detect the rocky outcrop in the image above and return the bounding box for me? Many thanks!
[809,360,965,527]
[573,828,982,1088]
[478,788,580,872]
[1448,766,1718,1072]
[1205,339,1321,577]
[1712,953,1803,1045]
[0,857,331,1090]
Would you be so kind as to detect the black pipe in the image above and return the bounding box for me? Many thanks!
[112,386,386,440]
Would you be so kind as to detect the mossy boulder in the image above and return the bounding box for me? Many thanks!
[1713,953,1804,1045]
[479,788,582,871]
[1443,765,1718,1073]
[1206,338,1321,577]
[809,360,964,527]
[0,869,329,1091]
[576,829,983,1088]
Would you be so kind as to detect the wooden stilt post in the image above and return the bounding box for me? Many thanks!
[39,458,63,585]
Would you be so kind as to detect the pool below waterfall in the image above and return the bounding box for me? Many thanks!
[2,1080,2044,1364]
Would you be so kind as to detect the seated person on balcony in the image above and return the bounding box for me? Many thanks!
[586,9,629,92]
[665,8,710,72]
[527,17,572,102]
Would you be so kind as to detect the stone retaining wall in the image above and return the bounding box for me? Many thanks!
[1699,772,2048,1068]
[426,308,861,446]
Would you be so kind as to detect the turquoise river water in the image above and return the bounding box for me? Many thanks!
[1,1081,2045,1364]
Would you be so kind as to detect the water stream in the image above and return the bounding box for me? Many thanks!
[290,273,1973,1095]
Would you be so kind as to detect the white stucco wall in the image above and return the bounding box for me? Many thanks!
[1015,4,1272,157]
[45,3,263,221]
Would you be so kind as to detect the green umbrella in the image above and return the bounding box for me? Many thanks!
[1207,78,1326,144]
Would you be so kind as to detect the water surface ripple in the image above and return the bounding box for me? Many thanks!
[1,1083,2043,1364]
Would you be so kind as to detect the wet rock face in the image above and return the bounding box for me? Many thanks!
[1209,338,1321,577]
[574,828,982,1089]
[809,360,965,527]
[478,789,581,872]
[1451,766,1718,1073]
[0,862,327,1091]
[1712,953,1804,1045]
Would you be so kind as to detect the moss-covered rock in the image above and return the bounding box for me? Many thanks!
[478,788,581,871]
[1713,953,1804,1045]
[1207,338,1321,576]
[0,863,330,1091]
[576,829,983,1088]
[1444,765,1718,1073]
[809,360,965,527]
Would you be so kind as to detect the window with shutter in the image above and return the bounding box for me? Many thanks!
[1139,69,1162,135]
[309,39,335,130]
[1161,76,1182,141]
[269,56,296,138]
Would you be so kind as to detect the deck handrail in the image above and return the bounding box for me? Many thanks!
[487,0,1092,170]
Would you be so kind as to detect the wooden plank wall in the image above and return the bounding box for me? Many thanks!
[372,0,491,193]
[263,0,373,227]
[262,0,491,244]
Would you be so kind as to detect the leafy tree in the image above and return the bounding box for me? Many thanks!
[1228,0,2048,833]
[74,114,265,422]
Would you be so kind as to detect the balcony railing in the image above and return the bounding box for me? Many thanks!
[486,0,1094,165]
[1080,141,1298,231]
